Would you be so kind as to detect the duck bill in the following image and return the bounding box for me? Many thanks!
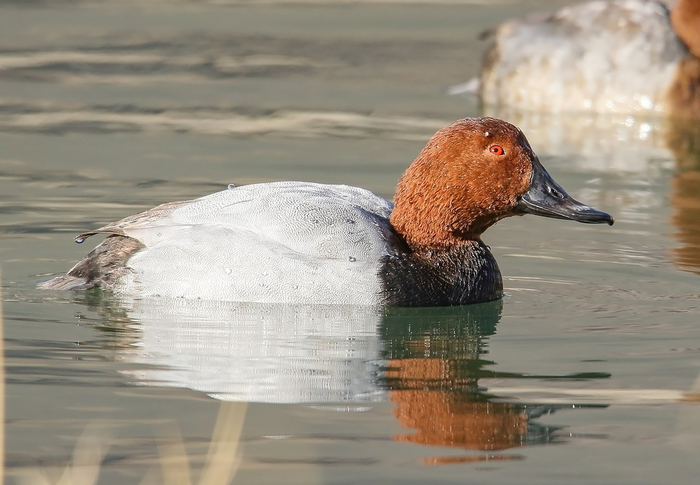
[516,158,614,225]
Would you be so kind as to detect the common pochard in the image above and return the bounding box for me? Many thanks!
[39,117,613,306]
[478,0,700,118]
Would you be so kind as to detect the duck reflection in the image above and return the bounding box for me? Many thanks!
[666,118,700,274]
[382,303,552,463]
[107,298,386,403]
[670,170,700,273]
[77,293,607,460]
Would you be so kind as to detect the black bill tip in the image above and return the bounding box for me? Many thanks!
[517,157,615,226]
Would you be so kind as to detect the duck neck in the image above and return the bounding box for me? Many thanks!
[390,201,495,249]
[390,165,505,250]
[672,0,700,58]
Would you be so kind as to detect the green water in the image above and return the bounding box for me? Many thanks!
[1,1,699,484]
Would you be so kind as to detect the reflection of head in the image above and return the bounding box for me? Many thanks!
[392,397,528,452]
[666,117,700,274]
[380,300,531,452]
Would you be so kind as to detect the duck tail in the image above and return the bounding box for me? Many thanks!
[37,235,144,291]
[37,274,91,291]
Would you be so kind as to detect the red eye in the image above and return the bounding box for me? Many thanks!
[489,145,505,156]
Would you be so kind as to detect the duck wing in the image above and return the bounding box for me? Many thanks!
[42,182,399,305]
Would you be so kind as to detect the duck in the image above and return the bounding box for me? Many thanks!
[478,0,700,118]
[38,117,613,307]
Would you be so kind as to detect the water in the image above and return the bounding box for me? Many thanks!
[2,0,700,484]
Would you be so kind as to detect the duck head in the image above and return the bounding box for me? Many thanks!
[390,117,613,249]
[671,0,700,59]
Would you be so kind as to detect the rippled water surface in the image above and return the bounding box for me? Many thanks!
[2,1,700,484]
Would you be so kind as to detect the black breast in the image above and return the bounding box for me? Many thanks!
[380,239,503,307]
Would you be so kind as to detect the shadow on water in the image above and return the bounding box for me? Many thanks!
[73,291,610,462]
